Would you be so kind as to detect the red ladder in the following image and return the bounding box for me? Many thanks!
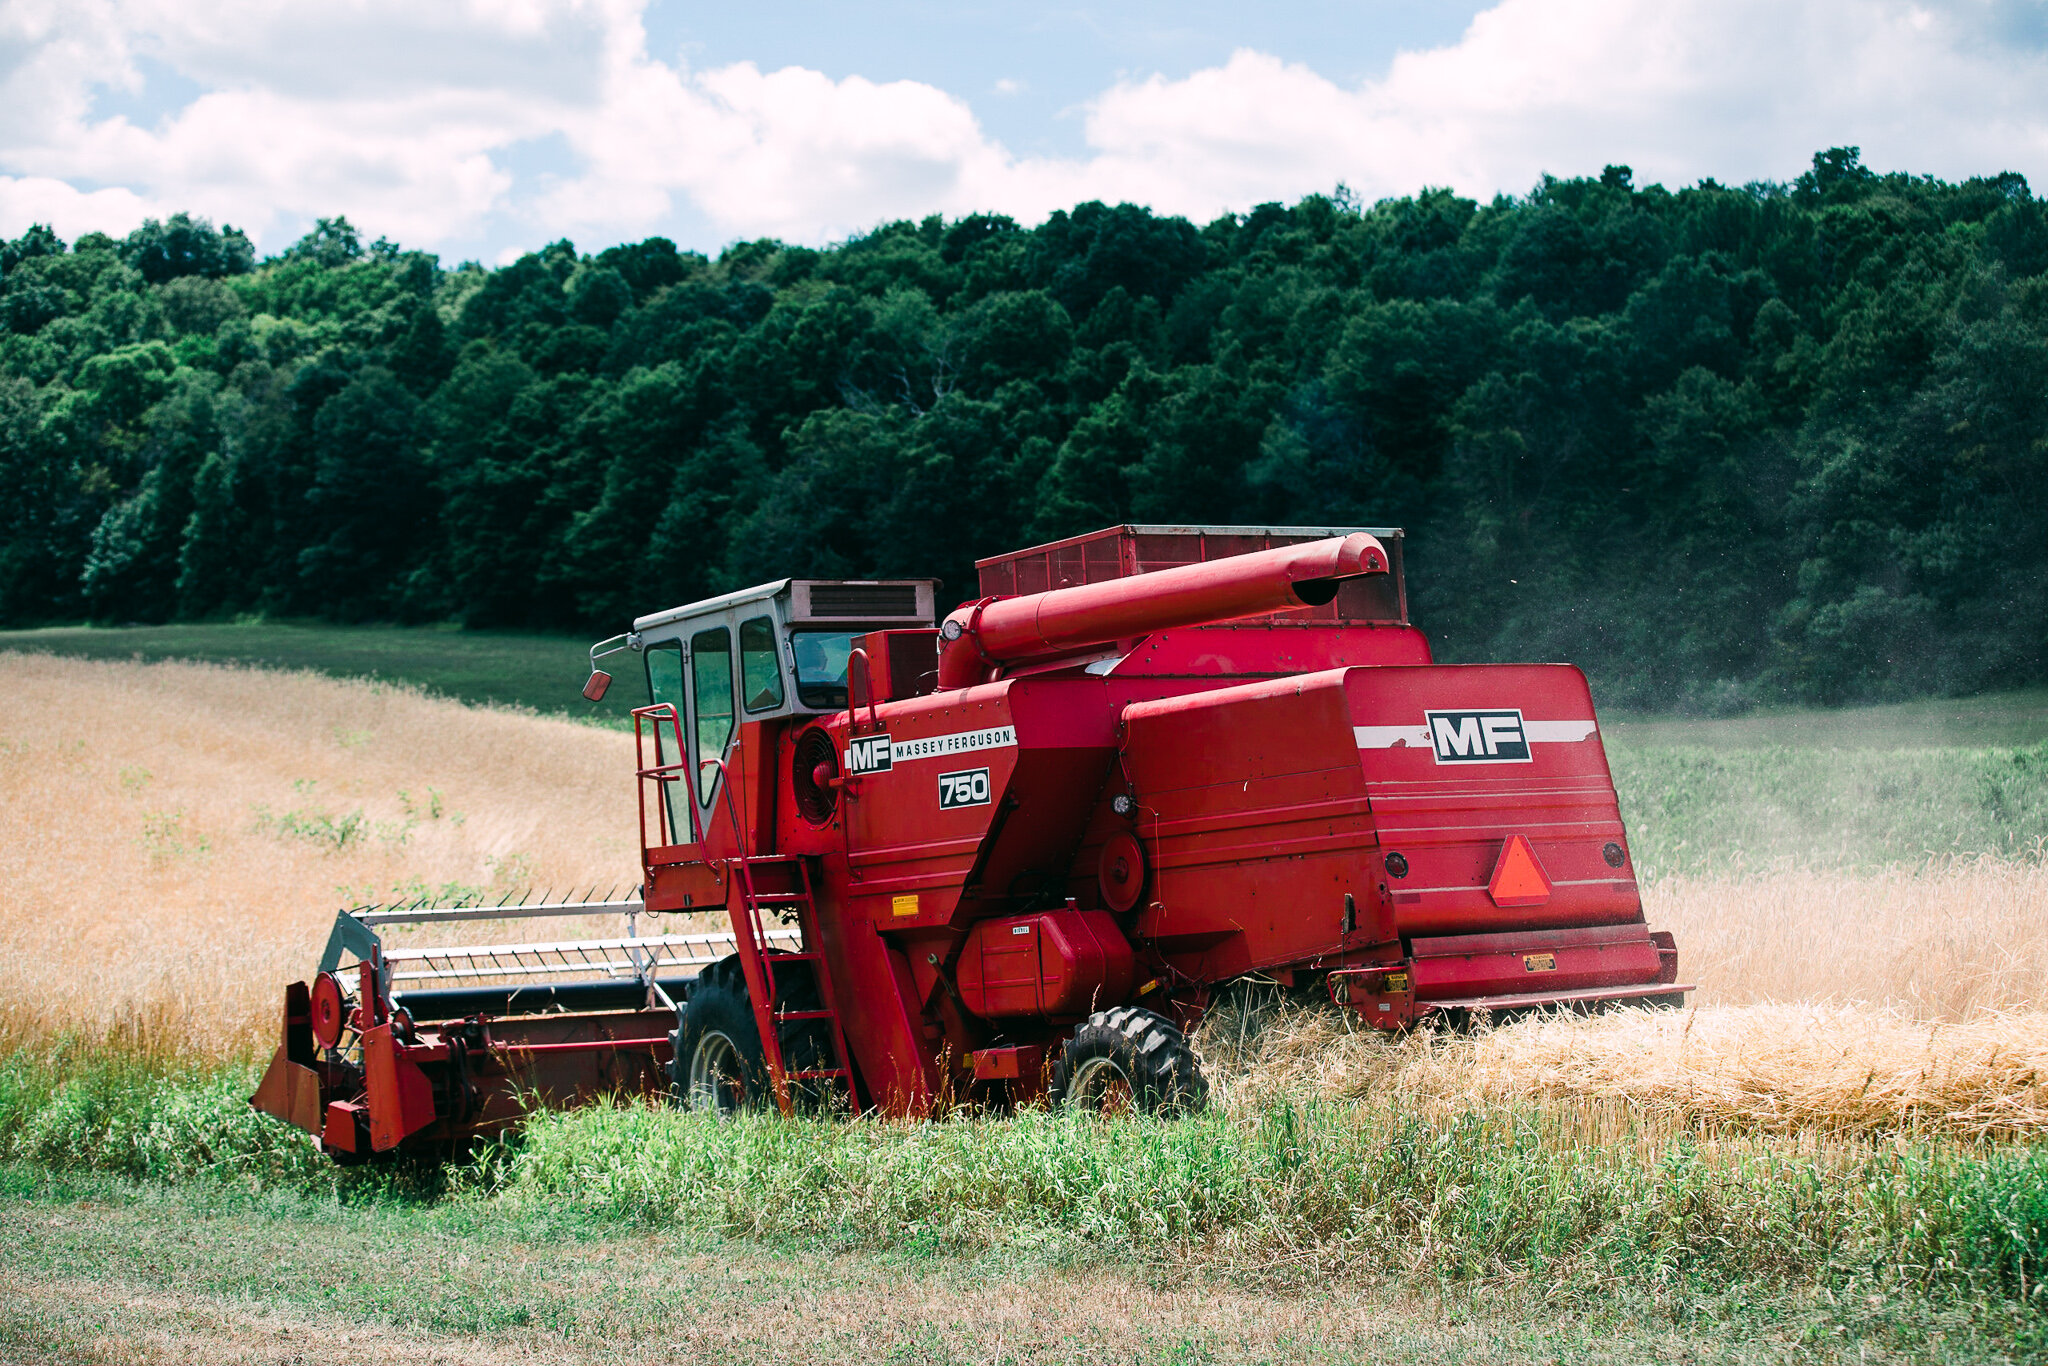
[721,858,854,1121]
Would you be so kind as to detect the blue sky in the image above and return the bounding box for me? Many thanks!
[645,3,1491,158]
[3,0,2046,264]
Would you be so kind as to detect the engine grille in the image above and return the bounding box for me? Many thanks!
[806,583,923,617]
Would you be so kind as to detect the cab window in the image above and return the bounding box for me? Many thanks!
[791,630,856,709]
[643,642,688,841]
[739,615,785,713]
[691,626,735,803]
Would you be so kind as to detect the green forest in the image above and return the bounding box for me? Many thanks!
[3,147,2044,710]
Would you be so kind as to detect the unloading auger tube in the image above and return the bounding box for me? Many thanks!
[254,521,1690,1162]
[934,532,1389,688]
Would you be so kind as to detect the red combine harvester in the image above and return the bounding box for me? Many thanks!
[254,525,1687,1157]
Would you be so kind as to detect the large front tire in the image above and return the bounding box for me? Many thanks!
[669,957,767,1113]
[1049,1006,1208,1116]
[667,954,836,1114]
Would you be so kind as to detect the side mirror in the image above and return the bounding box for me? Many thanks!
[582,670,612,702]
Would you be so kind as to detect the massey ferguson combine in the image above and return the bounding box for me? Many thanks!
[254,525,1687,1158]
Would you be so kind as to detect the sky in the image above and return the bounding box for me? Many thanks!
[3,0,2047,264]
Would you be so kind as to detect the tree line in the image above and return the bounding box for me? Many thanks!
[3,147,2044,710]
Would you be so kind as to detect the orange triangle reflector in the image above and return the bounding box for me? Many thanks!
[1487,834,1552,908]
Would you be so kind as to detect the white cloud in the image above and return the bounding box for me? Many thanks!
[1061,1,2048,223]
[0,176,161,242]
[2,0,2047,256]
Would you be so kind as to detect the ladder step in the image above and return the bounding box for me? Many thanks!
[775,1008,836,1021]
[765,951,825,963]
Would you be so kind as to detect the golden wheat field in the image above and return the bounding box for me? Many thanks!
[0,651,642,1051]
[3,649,2045,1135]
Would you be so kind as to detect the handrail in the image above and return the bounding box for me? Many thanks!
[845,645,880,736]
[632,703,702,848]
[698,755,751,868]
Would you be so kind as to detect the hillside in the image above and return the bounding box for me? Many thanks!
[3,147,2047,711]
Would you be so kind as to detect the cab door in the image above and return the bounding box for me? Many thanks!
[686,622,740,840]
[641,636,727,911]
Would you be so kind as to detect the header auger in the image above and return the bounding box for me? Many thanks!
[255,524,1688,1158]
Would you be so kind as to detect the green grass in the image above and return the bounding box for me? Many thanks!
[0,619,641,726]
[1600,688,2048,874]
[1606,688,2048,751]
[15,1167,1999,1366]
[1606,740,2048,878]
[1,1035,2043,1363]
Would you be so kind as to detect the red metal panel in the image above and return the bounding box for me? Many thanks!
[860,629,941,701]
[812,898,938,1112]
[362,1023,438,1152]
[1039,908,1134,1015]
[955,908,1135,1019]
[970,1044,1046,1081]
[1415,923,1651,956]
[645,857,725,912]
[1110,622,1432,677]
[322,1101,364,1153]
[1408,935,1662,999]
[958,915,1044,1016]
[1346,664,1640,937]
[249,1046,323,1135]
[1121,671,1396,979]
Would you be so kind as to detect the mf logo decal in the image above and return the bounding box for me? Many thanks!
[1425,710,1532,764]
[846,734,894,774]
[846,725,1018,776]
[937,767,992,809]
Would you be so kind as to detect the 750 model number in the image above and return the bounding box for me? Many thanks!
[937,767,992,809]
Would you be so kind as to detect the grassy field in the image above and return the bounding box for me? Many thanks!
[0,620,642,726]
[20,1164,2003,1366]
[2,1014,2042,1363]
[3,637,2047,1361]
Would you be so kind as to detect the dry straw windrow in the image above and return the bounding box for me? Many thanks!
[5,649,2046,1139]
[1202,999,2048,1143]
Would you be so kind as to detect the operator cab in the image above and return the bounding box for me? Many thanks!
[597,578,936,834]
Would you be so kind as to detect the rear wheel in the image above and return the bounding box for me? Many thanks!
[1049,1006,1207,1116]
